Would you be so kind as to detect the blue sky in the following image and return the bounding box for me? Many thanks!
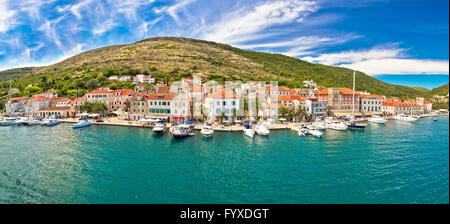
[0,0,448,85]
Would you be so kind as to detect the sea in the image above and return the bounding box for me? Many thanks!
[0,117,448,204]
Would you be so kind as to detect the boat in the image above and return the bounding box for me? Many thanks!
[1,117,17,126]
[394,114,417,122]
[200,124,214,138]
[243,124,255,138]
[307,122,327,130]
[46,119,61,127]
[433,117,438,121]
[255,123,270,136]
[24,119,40,126]
[170,122,194,138]
[308,129,323,137]
[297,128,308,136]
[347,121,367,130]
[368,115,387,124]
[152,122,167,134]
[14,117,27,126]
[325,119,348,131]
[72,119,91,129]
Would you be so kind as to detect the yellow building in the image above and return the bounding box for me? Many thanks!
[38,107,75,118]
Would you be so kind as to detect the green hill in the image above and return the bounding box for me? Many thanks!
[0,37,429,103]
[430,83,449,96]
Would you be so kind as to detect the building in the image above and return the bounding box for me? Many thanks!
[303,98,328,116]
[147,93,175,121]
[133,74,155,84]
[205,89,240,122]
[85,89,113,112]
[129,95,148,120]
[119,75,132,82]
[111,89,133,112]
[5,97,27,116]
[38,107,75,118]
[68,97,85,111]
[360,95,386,114]
[382,102,423,116]
[422,101,432,113]
[25,95,51,117]
[171,93,191,122]
[108,75,118,81]
[50,97,71,107]
[318,88,360,116]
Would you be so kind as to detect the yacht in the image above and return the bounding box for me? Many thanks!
[1,117,17,126]
[255,123,270,136]
[298,128,308,136]
[14,117,27,126]
[368,115,387,124]
[394,114,417,122]
[326,119,348,131]
[72,119,91,129]
[307,122,327,130]
[200,124,214,138]
[243,124,255,138]
[24,119,40,126]
[152,122,167,134]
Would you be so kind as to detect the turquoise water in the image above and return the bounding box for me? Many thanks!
[0,117,448,204]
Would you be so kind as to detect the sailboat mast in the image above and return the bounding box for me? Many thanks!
[352,71,355,115]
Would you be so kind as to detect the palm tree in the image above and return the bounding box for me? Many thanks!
[279,106,289,118]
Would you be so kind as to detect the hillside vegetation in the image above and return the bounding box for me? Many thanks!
[0,37,434,108]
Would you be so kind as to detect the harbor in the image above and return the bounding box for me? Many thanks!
[0,116,448,204]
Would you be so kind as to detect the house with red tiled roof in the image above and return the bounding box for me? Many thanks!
[318,88,360,115]
[111,89,133,112]
[50,97,71,107]
[382,101,423,116]
[147,93,176,120]
[133,74,155,84]
[359,94,386,114]
[422,101,432,113]
[5,97,27,116]
[129,94,149,120]
[24,95,51,117]
[85,89,114,112]
[119,75,132,82]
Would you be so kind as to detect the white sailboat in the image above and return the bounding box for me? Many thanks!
[347,71,366,130]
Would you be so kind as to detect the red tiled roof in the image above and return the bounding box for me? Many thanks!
[382,102,420,107]
[423,101,431,104]
[206,90,236,99]
[147,93,175,101]
[360,94,385,99]
[32,95,49,102]
[86,89,112,95]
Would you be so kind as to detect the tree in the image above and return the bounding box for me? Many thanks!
[85,79,98,90]
[24,86,43,96]
[279,106,289,118]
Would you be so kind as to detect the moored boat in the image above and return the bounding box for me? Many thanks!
[170,121,194,138]
[255,123,270,136]
[394,114,417,122]
[243,124,255,138]
[307,122,327,130]
[347,121,367,130]
[1,117,17,126]
[368,115,387,124]
[46,119,61,127]
[153,122,167,134]
[200,124,214,138]
[326,119,348,131]
[72,119,91,129]
[308,129,323,137]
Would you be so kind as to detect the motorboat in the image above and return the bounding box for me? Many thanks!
[325,119,348,131]
[153,122,167,134]
[200,124,214,138]
[72,119,91,129]
[14,117,27,126]
[24,119,40,126]
[433,117,438,121]
[394,114,417,122]
[298,128,308,136]
[1,117,17,126]
[347,121,367,130]
[368,115,387,124]
[308,129,323,137]
[46,119,61,127]
[255,123,270,136]
[243,124,255,138]
[307,122,327,130]
[170,122,194,138]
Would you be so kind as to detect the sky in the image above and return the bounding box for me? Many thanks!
[0,0,448,87]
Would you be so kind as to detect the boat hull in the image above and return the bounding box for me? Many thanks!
[72,122,91,129]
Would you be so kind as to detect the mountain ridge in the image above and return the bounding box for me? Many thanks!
[0,37,432,99]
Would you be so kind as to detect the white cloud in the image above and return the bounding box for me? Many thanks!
[93,19,118,36]
[37,15,66,49]
[302,44,449,75]
[154,0,197,23]
[0,0,17,32]
[341,58,449,75]
[201,0,318,44]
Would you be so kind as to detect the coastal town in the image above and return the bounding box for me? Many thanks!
[1,73,448,136]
